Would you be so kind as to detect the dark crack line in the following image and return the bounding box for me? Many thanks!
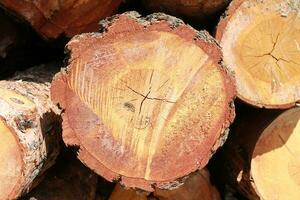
[149,69,154,85]
[156,79,170,92]
[139,90,150,115]
[124,83,175,103]
[278,134,295,156]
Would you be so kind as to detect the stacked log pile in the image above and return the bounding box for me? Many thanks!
[0,0,299,199]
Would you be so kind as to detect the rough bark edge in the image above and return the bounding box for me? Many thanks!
[216,0,300,109]
[0,65,61,198]
[52,11,236,191]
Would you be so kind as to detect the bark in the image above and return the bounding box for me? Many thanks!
[22,151,98,200]
[0,64,61,199]
[0,0,122,39]
[142,0,230,21]
[51,11,236,191]
[154,169,221,200]
[109,169,221,200]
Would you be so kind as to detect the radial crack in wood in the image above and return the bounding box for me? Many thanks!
[216,0,300,108]
[51,11,236,191]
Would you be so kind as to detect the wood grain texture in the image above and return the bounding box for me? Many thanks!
[211,105,300,199]
[216,0,300,108]
[0,65,61,199]
[0,0,122,38]
[51,11,236,191]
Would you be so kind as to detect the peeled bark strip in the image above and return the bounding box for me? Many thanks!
[51,11,236,191]
[23,153,98,200]
[0,65,61,199]
[213,107,300,199]
[216,0,300,108]
[154,169,221,200]
[0,0,122,39]
[142,0,230,21]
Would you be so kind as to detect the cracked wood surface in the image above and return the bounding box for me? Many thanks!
[0,0,122,38]
[51,12,236,191]
[216,0,300,108]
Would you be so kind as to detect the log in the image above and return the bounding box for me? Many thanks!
[0,65,61,199]
[0,0,122,39]
[109,169,221,200]
[109,184,148,200]
[22,151,98,200]
[154,169,221,200]
[51,11,236,191]
[141,0,230,21]
[216,0,300,108]
[211,106,300,199]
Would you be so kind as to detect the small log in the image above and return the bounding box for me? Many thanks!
[141,0,230,21]
[0,0,122,39]
[51,11,236,191]
[0,65,61,199]
[109,169,220,200]
[216,0,300,108]
[154,169,221,200]
[109,184,148,200]
[212,106,300,199]
[22,152,98,200]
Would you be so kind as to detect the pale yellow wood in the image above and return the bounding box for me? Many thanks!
[0,119,22,199]
[220,0,300,107]
[251,108,300,199]
[66,30,228,181]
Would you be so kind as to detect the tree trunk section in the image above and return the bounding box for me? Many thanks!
[22,151,98,200]
[0,65,61,199]
[51,11,236,191]
[141,0,230,21]
[216,0,300,108]
[211,105,300,199]
[0,0,122,39]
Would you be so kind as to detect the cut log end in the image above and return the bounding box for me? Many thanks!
[251,108,300,199]
[217,0,300,108]
[0,119,22,199]
[51,11,236,191]
[0,65,61,199]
